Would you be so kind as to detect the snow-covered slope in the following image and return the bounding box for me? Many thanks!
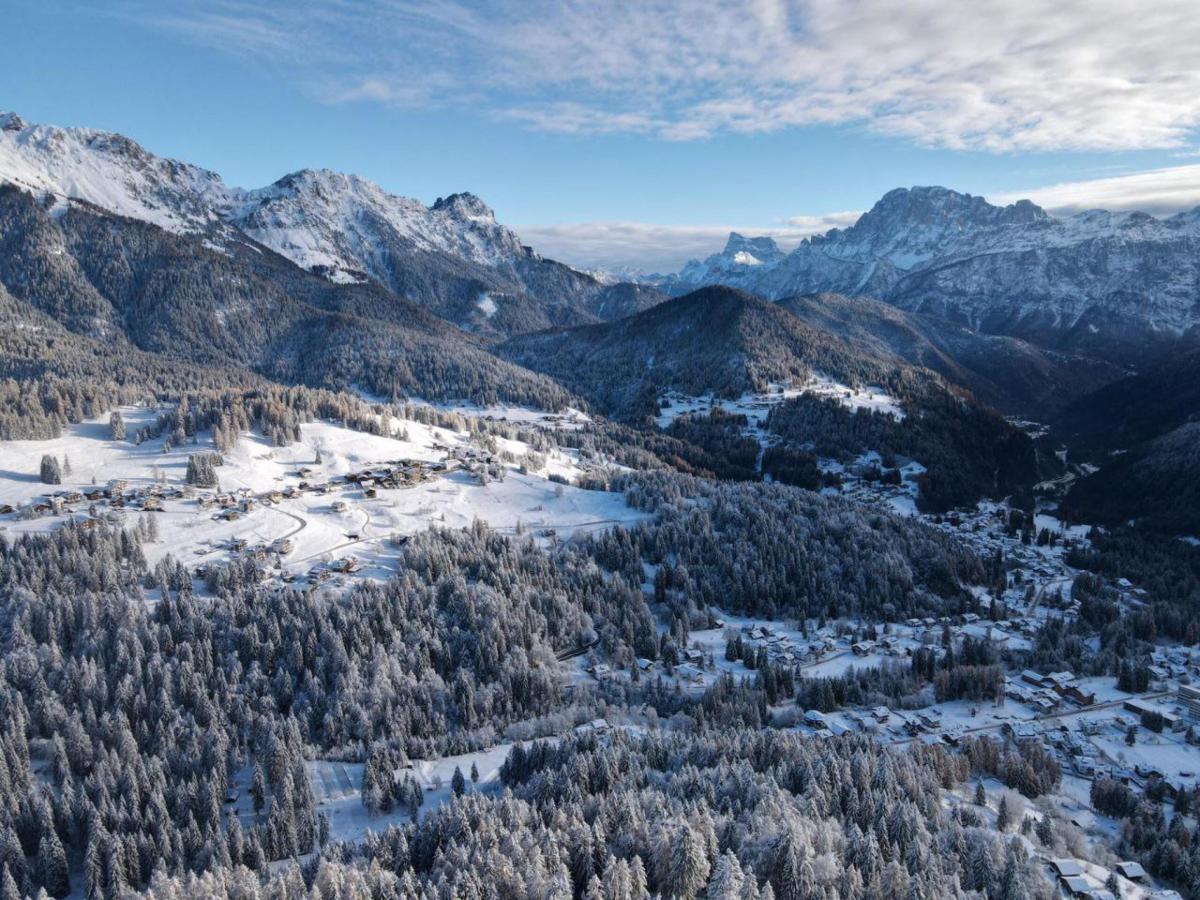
[672,186,1200,346]
[223,172,534,284]
[0,112,228,231]
[0,112,661,333]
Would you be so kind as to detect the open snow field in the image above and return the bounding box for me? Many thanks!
[0,405,647,578]
[656,375,903,432]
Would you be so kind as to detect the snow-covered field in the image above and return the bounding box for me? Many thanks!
[656,375,903,432]
[0,406,646,578]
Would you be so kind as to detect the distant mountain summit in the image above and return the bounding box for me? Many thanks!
[0,112,662,336]
[670,186,1200,358]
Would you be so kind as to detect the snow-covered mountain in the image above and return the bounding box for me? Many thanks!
[0,112,228,231]
[672,186,1200,352]
[0,111,662,334]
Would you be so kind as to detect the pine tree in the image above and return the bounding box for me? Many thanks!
[109,411,126,442]
[470,761,479,783]
[39,455,62,485]
[974,781,987,806]
[251,764,267,815]
[996,795,1010,831]
[706,851,746,899]
[663,825,709,899]
[451,766,466,797]
[37,832,69,899]
[1035,815,1053,847]
[0,865,19,900]
[84,828,104,900]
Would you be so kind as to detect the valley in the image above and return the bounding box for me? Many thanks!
[1,101,1199,900]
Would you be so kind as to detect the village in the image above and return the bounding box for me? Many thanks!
[0,404,648,592]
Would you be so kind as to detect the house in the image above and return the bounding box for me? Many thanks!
[141,496,162,511]
[1059,684,1096,707]
[1046,671,1075,689]
[916,710,942,730]
[803,710,828,728]
[676,664,705,683]
[1049,859,1084,878]
[1021,670,1045,687]
[872,706,890,723]
[1114,861,1146,882]
[851,640,876,657]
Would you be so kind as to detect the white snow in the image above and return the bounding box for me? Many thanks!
[476,292,499,318]
[0,407,646,578]
[655,377,902,432]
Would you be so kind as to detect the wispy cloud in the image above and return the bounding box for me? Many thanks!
[118,0,1200,152]
[524,162,1200,273]
[992,164,1200,216]
[515,213,858,273]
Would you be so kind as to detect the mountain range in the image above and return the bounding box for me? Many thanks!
[3,110,1198,524]
[0,112,661,337]
[664,186,1200,362]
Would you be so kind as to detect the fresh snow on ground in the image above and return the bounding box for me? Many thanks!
[656,376,903,432]
[0,407,646,577]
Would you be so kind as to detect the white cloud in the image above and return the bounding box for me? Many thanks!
[125,0,1200,152]
[515,213,857,273]
[992,164,1200,216]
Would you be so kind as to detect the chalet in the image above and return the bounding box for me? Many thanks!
[331,500,349,513]
[1046,671,1075,689]
[363,487,377,499]
[803,710,828,728]
[1115,862,1146,882]
[84,488,105,501]
[682,648,704,664]
[917,711,942,730]
[218,509,240,521]
[1058,684,1096,707]
[273,538,295,555]
[268,490,283,504]
[240,498,256,512]
[1049,859,1084,879]
[0,505,13,516]
[198,496,215,509]
[141,497,163,511]
[872,706,890,723]
[676,664,705,683]
[1021,670,1045,687]
[851,640,876,657]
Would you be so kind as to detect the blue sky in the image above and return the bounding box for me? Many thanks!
[6,0,1200,270]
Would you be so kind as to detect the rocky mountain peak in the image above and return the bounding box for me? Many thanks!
[432,192,495,222]
[723,232,783,262]
[857,186,1049,234]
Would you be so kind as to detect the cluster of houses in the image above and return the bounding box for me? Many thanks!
[1046,858,1170,899]
[1006,670,1097,713]
[2,479,187,519]
[740,623,840,668]
[194,457,450,522]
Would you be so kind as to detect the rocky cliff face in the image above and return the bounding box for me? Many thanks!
[672,186,1200,356]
